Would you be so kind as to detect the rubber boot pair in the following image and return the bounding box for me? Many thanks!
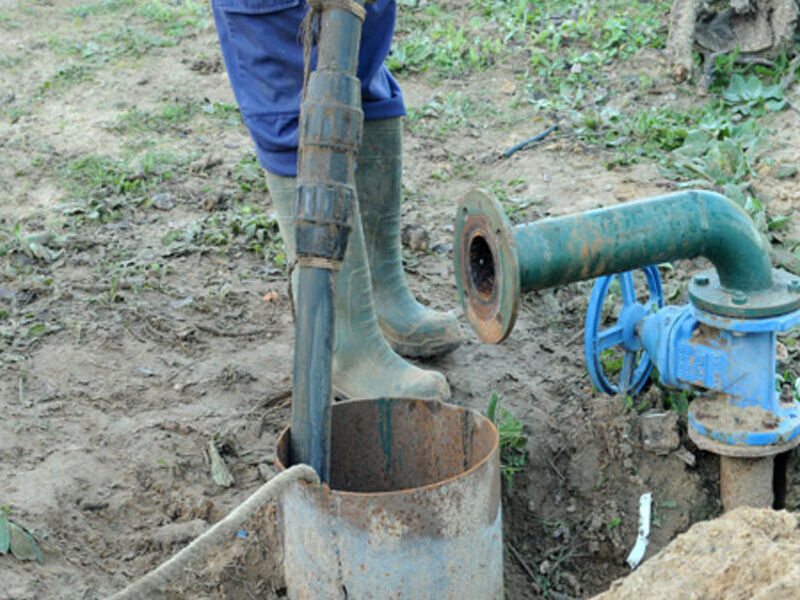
[266,118,460,400]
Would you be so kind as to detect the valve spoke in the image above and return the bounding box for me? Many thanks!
[597,325,625,351]
[620,350,637,396]
[619,273,636,306]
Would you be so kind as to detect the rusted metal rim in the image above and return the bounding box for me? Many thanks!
[454,189,520,344]
[276,397,500,497]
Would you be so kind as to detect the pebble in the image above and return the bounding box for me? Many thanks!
[151,193,175,211]
[639,410,680,454]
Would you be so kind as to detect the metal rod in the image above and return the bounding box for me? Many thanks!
[291,0,366,482]
[291,267,335,481]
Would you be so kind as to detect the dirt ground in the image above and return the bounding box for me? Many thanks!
[2,1,800,599]
[595,507,800,600]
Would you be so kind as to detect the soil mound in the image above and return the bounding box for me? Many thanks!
[593,507,800,600]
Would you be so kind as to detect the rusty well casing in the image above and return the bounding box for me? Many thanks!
[276,397,503,599]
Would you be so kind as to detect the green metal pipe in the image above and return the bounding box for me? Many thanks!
[515,190,771,293]
[454,189,774,344]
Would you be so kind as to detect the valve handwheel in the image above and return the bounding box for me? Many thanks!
[584,266,663,396]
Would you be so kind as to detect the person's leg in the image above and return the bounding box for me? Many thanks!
[357,117,462,358]
[266,173,450,400]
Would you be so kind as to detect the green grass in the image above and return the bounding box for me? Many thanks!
[487,392,527,488]
[38,64,94,96]
[67,0,135,18]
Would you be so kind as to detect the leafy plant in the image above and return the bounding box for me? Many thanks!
[722,73,785,117]
[487,392,527,488]
[0,509,43,563]
[776,370,800,401]
[663,389,692,414]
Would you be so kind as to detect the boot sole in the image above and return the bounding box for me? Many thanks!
[384,336,462,360]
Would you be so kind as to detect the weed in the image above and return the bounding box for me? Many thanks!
[776,370,800,401]
[67,0,135,18]
[161,203,283,261]
[407,91,500,136]
[39,64,94,96]
[111,102,197,134]
[663,389,692,414]
[233,154,269,193]
[605,516,621,531]
[487,392,527,488]
[137,0,211,36]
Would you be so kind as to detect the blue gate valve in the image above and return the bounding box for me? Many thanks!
[585,267,800,455]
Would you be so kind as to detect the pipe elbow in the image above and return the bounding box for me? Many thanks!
[693,190,772,292]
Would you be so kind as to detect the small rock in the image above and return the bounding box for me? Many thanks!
[539,559,551,574]
[401,224,430,253]
[639,410,680,454]
[673,445,697,467]
[151,193,175,211]
[258,462,276,481]
[170,296,194,309]
[79,500,109,512]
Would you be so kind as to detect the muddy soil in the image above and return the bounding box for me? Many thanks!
[1,1,800,599]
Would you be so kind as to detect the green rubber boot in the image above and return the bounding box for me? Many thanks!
[266,172,450,401]
[357,118,463,358]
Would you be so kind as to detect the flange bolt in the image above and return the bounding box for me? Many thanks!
[731,291,748,305]
[789,279,800,293]
[693,275,710,286]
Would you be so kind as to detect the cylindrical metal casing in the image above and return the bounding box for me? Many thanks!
[277,398,503,599]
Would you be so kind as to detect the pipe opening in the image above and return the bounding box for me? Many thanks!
[469,234,495,300]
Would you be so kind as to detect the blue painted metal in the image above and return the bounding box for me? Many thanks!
[584,267,663,396]
[632,303,800,448]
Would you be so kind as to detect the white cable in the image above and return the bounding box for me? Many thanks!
[108,464,319,600]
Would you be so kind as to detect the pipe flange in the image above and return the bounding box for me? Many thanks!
[688,268,800,318]
[688,394,800,457]
[454,190,519,344]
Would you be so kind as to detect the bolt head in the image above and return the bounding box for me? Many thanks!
[789,280,800,293]
[693,275,710,286]
[731,291,748,305]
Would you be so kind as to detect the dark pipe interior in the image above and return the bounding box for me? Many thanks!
[469,234,495,300]
[773,451,788,509]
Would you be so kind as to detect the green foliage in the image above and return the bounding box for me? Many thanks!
[600,348,623,377]
[67,0,135,18]
[0,510,42,563]
[663,389,691,414]
[66,152,176,199]
[722,73,786,117]
[776,370,800,401]
[233,154,269,193]
[487,392,528,488]
[161,204,283,261]
[407,91,502,136]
